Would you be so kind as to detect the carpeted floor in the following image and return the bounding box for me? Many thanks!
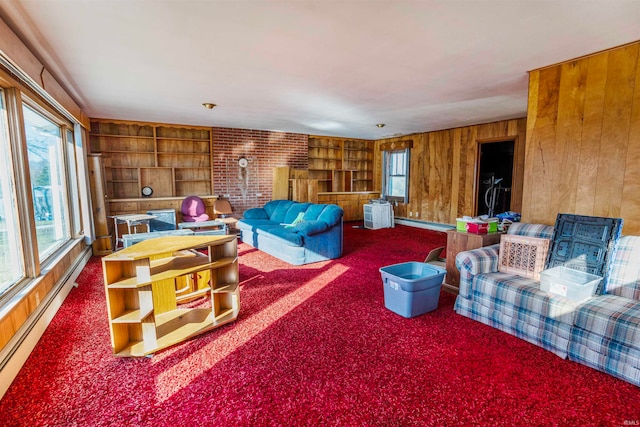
[1,223,639,426]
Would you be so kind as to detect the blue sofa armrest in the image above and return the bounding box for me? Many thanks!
[456,244,500,298]
[243,207,269,220]
[293,220,329,236]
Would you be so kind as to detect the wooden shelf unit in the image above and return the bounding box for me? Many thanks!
[90,119,214,199]
[102,235,240,357]
[308,136,374,193]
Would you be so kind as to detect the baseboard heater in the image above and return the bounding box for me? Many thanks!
[0,246,92,399]
[394,218,455,232]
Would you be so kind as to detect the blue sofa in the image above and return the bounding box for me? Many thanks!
[237,200,343,265]
[454,222,640,386]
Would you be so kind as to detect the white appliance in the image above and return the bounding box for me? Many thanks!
[364,201,394,229]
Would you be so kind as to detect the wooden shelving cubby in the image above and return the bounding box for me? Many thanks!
[307,136,374,193]
[102,235,240,357]
[90,119,214,199]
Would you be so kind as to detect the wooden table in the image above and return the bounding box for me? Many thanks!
[444,230,503,294]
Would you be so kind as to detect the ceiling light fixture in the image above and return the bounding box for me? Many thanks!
[376,123,386,128]
[202,103,216,109]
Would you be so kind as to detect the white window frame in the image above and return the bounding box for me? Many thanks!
[22,101,71,260]
[382,148,410,204]
[0,88,25,294]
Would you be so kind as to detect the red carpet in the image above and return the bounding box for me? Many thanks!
[1,223,639,426]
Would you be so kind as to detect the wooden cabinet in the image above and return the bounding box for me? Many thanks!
[102,235,239,357]
[308,136,373,193]
[444,230,502,294]
[89,119,213,199]
[317,191,380,221]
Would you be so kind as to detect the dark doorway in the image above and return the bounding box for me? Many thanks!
[476,140,514,217]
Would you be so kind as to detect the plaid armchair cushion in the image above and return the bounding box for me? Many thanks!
[455,223,553,299]
[507,223,554,239]
[606,236,640,300]
[456,244,500,298]
[473,272,582,326]
[569,331,640,386]
[573,294,640,351]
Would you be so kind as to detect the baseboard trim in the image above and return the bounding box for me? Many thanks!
[0,247,92,399]
[394,218,455,232]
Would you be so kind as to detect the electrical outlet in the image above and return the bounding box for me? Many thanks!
[415,212,419,218]
[256,193,262,196]
[409,211,413,217]
[223,194,230,198]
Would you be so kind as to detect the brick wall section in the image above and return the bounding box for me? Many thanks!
[212,127,308,215]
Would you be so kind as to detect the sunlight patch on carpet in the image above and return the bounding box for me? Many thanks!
[153,263,349,402]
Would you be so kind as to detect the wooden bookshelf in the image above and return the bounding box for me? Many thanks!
[102,235,239,357]
[308,136,374,193]
[90,119,214,199]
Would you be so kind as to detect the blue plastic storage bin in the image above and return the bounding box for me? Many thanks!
[379,262,446,318]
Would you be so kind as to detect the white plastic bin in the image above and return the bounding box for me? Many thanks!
[539,266,602,302]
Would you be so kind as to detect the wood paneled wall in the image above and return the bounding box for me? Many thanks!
[374,119,527,224]
[522,41,640,234]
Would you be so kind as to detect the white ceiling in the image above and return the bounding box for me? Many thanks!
[1,0,639,139]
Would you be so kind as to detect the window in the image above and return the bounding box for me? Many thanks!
[382,149,409,203]
[0,90,24,294]
[23,104,70,260]
[66,128,82,236]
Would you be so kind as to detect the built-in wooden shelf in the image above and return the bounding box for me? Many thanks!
[308,136,374,193]
[90,119,214,199]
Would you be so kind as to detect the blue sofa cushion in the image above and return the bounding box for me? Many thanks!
[243,208,269,220]
[264,200,296,223]
[238,218,274,229]
[294,219,329,236]
[283,203,312,224]
[317,205,343,227]
[302,204,328,221]
[256,226,303,247]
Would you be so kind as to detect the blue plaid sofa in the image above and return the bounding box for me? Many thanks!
[454,223,640,386]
